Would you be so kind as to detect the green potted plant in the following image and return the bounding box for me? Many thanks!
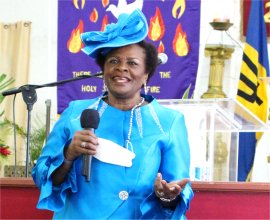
[0,74,15,117]
[0,74,15,160]
[28,119,46,165]
[0,74,15,176]
[182,83,194,99]
[2,116,47,176]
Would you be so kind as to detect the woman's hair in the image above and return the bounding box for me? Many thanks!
[95,41,158,82]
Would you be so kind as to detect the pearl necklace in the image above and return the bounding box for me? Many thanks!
[125,97,145,153]
[99,94,145,152]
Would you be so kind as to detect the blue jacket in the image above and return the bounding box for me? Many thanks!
[32,95,193,219]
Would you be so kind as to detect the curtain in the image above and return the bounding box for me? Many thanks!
[0,21,31,168]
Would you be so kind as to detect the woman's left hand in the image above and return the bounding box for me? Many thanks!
[154,172,190,200]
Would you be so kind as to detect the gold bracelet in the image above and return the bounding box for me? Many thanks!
[159,197,177,203]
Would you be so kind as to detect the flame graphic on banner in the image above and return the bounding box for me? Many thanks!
[172,23,189,56]
[67,19,84,53]
[90,8,98,22]
[148,7,165,41]
[158,41,165,53]
[172,0,186,19]
[101,15,109,31]
[72,0,85,9]
[265,2,270,22]
[102,0,109,8]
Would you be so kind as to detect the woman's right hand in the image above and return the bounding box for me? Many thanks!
[154,173,189,200]
[64,130,99,161]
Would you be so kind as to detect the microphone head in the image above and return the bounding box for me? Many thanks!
[80,109,100,129]
[158,53,168,65]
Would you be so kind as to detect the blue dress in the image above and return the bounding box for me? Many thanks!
[32,95,193,219]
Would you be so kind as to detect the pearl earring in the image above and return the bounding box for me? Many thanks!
[103,81,108,92]
[144,82,148,95]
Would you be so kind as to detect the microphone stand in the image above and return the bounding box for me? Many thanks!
[21,86,37,177]
[2,72,103,177]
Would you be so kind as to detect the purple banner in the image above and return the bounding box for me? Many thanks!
[57,0,201,114]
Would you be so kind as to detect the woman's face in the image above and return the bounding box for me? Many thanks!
[103,44,148,100]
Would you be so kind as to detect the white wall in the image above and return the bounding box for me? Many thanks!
[1,0,269,181]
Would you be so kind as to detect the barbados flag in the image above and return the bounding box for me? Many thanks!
[237,0,269,181]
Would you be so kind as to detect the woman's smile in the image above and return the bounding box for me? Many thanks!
[112,76,130,84]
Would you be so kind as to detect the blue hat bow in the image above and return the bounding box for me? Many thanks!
[81,9,148,58]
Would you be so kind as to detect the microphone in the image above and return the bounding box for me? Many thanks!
[80,109,100,182]
[1,87,22,96]
[158,53,168,65]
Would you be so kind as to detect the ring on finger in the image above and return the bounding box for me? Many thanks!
[81,141,86,148]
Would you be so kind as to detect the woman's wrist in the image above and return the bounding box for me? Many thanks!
[158,195,180,209]
[64,146,75,161]
[63,147,74,166]
[155,189,177,203]
[64,156,73,165]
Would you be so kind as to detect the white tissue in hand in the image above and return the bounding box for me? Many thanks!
[93,138,135,167]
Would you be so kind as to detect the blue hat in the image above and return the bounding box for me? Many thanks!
[80,9,148,58]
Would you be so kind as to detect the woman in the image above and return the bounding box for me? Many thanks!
[32,9,193,219]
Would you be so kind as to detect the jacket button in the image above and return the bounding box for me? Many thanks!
[119,191,129,200]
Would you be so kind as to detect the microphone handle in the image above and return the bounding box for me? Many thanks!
[1,87,22,96]
[82,128,94,182]
[82,154,92,181]
[86,155,92,182]
[82,154,87,176]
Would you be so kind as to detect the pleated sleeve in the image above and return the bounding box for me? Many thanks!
[32,101,78,211]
